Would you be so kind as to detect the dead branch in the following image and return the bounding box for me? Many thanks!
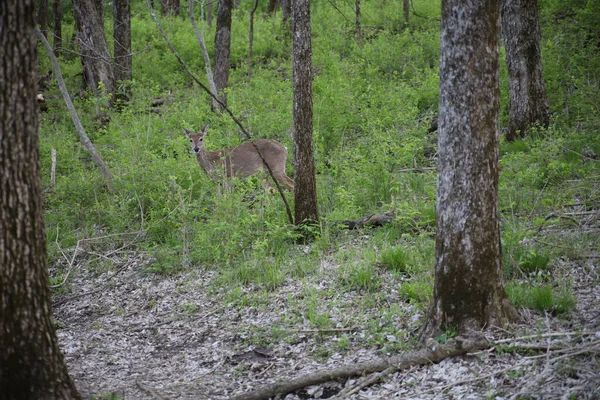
[36,28,114,190]
[189,0,220,110]
[341,211,395,230]
[229,336,489,400]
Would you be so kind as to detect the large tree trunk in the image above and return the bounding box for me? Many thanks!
[113,0,132,83]
[214,0,233,106]
[292,0,319,226]
[423,0,514,338]
[72,0,115,98]
[0,0,80,397]
[502,0,550,141]
[38,0,48,37]
[52,0,62,55]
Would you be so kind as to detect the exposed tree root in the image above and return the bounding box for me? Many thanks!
[229,335,489,400]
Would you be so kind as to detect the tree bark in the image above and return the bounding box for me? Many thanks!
[214,0,233,106]
[423,0,514,338]
[292,0,319,226]
[248,0,260,79]
[502,0,550,141]
[403,0,409,26]
[72,0,115,98]
[114,0,132,83]
[38,0,48,37]
[281,0,291,27]
[266,0,279,16]
[0,1,80,397]
[355,0,362,47]
[52,0,62,55]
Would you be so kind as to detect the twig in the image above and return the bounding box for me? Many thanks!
[136,382,167,400]
[494,330,597,344]
[332,365,399,400]
[292,327,358,333]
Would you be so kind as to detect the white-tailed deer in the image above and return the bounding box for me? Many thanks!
[183,126,294,192]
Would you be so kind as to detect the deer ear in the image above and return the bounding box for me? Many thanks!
[200,125,209,135]
[182,127,192,137]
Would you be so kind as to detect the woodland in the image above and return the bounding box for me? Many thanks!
[1,0,599,398]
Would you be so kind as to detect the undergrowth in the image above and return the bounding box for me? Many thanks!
[39,0,600,348]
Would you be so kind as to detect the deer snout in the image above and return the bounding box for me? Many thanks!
[193,146,200,153]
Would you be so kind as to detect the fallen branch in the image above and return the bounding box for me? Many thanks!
[229,336,489,400]
[341,211,395,230]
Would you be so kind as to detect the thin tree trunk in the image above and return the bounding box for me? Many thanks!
[37,28,114,189]
[248,0,259,79]
[206,0,213,28]
[403,0,409,26]
[355,0,362,47]
[52,0,62,55]
[72,0,115,98]
[189,0,220,109]
[214,0,233,106]
[0,1,80,397]
[281,0,291,27]
[114,0,132,84]
[502,0,550,141]
[38,0,48,37]
[292,0,319,226]
[422,0,514,338]
[266,0,278,16]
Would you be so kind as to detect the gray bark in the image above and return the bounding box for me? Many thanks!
[502,0,550,141]
[292,0,319,226]
[0,1,80,397]
[214,0,233,106]
[423,0,514,337]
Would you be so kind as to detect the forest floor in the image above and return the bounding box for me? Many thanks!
[53,217,600,400]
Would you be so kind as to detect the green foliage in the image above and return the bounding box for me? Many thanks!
[506,282,576,315]
[38,0,598,334]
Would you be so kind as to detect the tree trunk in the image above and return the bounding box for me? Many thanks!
[422,0,514,338]
[38,0,48,37]
[0,0,81,398]
[281,0,291,27]
[214,0,233,106]
[355,0,362,47]
[248,0,259,79]
[292,0,319,226]
[161,0,180,16]
[502,0,550,141]
[206,0,213,28]
[266,0,278,16]
[52,0,62,55]
[403,0,409,26]
[72,0,115,98]
[113,0,132,83]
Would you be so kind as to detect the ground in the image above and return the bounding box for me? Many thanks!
[52,227,600,400]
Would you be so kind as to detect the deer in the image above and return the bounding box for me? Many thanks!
[183,126,295,192]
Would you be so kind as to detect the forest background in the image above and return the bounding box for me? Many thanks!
[35,0,600,395]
